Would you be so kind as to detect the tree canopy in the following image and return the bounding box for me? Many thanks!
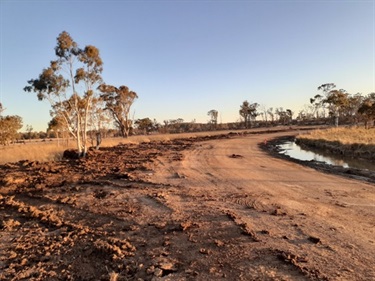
[0,105,23,145]
[239,101,258,128]
[98,84,138,138]
[24,31,106,156]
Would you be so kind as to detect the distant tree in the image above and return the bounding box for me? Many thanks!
[0,115,23,145]
[317,83,336,94]
[323,89,349,126]
[297,105,315,123]
[358,93,375,129]
[286,109,293,124]
[275,107,290,125]
[135,117,153,134]
[24,31,104,156]
[25,125,33,140]
[258,105,269,124]
[342,93,363,125]
[0,103,23,145]
[239,100,258,128]
[207,109,218,129]
[311,83,351,126]
[267,107,275,123]
[309,83,336,119]
[162,118,186,133]
[48,115,65,138]
[310,94,325,119]
[98,84,138,138]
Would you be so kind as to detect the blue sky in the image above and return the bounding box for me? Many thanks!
[1,0,374,132]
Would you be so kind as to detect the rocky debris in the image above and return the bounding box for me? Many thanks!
[229,153,244,158]
[1,131,374,280]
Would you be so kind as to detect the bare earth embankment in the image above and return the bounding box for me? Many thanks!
[1,129,374,280]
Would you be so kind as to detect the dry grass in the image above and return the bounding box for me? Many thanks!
[297,127,375,160]
[0,130,246,165]
[297,127,375,145]
[1,127,305,165]
[0,140,75,164]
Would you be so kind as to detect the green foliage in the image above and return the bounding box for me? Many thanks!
[312,83,350,126]
[275,108,293,125]
[0,115,23,145]
[99,84,138,138]
[207,110,218,126]
[135,118,154,134]
[358,93,375,129]
[24,31,105,156]
[239,101,258,128]
[308,83,375,128]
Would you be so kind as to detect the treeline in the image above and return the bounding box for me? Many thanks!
[2,31,374,151]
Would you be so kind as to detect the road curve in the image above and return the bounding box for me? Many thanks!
[153,131,375,280]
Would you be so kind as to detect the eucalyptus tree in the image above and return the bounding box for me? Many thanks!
[344,93,363,125]
[0,115,23,145]
[311,83,350,126]
[323,89,349,126]
[0,104,23,145]
[207,109,218,129]
[273,108,293,125]
[258,105,269,124]
[267,107,275,123]
[239,101,258,128]
[358,93,375,129]
[25,125,33,140]
[135,117,154,134]
[98,84,138,138]
[47,115,66,140]
[24,31,104,156]
[310,83,336,119]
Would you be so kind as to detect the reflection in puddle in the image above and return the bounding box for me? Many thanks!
[278,141,375,171]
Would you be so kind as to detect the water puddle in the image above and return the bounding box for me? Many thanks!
[278,140,375,172]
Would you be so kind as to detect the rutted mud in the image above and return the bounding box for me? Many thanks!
[1,130,374,280]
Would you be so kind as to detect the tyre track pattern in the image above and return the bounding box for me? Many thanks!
[1,129,373,280]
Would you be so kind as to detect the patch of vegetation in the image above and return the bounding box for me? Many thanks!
[298,127,375,145]
[297,127,375,160]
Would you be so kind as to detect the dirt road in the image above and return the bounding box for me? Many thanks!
[1,130,374,280]
[151,132,375,280]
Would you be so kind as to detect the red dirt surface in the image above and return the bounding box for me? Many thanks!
[1,130,374,280]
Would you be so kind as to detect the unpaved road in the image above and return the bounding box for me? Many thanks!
[1,130,374,280]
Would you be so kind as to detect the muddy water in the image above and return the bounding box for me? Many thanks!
[279,141,375,171]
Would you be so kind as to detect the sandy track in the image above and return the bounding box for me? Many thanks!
[152,132,375,280]
[1,130,374,280]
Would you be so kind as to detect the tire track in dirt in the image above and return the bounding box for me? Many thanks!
[151,132,375,280]
[1,129,374,280]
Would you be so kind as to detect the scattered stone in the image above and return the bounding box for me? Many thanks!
[229,154,244,158]
[214,239,225,247]
[199,248,211,255]
[308,236,321,244]
[271,208,286,216]
[154,268,163,277]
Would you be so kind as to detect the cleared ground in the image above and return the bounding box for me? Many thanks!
[1,129,374,280]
